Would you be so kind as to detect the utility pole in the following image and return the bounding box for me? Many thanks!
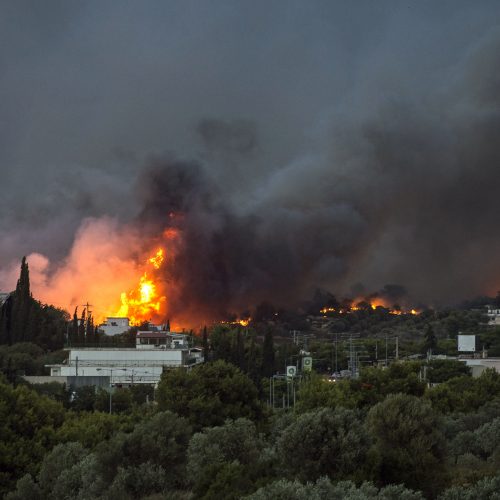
[395,336,399,360]
[385,332,388,367]
[334,332,338,373]
[348,334,359,378]
[81,302,93,317]
[269,377,272,407]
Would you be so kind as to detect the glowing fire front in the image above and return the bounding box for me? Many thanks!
[320,299,419,316]
[115,248,166,325]
[221,317,252,327]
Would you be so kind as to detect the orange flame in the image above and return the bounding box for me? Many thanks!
[148,248,164,269]
[320,298,419,316]
[115,248,166,325]
[220,317,252,327]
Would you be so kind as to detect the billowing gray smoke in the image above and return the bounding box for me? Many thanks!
[1,2,500,313]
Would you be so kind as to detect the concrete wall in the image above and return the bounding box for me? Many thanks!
[463,358,500,377]
[24,375,111,388]
[69,348,186,366]
[99,317,130,336]
[57,365,163,383]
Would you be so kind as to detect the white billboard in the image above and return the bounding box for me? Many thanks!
[458,335,476,352]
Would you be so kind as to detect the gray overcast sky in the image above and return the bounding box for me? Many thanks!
[2,1,500,307]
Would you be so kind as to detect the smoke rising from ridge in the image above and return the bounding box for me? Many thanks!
[2,2,500,317]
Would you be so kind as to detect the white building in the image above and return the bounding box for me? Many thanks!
[461,357,500,377]
[98,317,130,336]
[136,331,190,349]
[485,305,500,325]
[47,332,203,386]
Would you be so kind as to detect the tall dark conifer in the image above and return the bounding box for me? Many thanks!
[236,329,245,370]
[202,326,209,362]
[78,308,86,345]
[423,324,437,355]
[11,257,32,343]
[262,329,275,377]
[0,294,14,344]
[246,332,260,383]
[69,307,79,345]
[86,313,94,345]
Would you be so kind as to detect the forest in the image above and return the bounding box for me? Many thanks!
[2,261,500,498]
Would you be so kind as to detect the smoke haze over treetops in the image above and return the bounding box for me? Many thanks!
[2,1,500,315]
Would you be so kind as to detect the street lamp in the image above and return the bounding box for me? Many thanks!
[96,368,126,414]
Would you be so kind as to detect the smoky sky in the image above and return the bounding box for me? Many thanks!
[2,0,500,310]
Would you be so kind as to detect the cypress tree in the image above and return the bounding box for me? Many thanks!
[86,313,94,345]
[262,329,275,377]
[423,324,437,355]
[17,256,30,297]
[69,307,79,345]
[78,308,86,345]
[236,329,245,370]
[202,326,209,362]
[11,257,32,343]
[246,332,260,383]
[0,294,14,345]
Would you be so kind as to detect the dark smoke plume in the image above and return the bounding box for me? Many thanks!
[130,28,500,314]
[2,2,500,315]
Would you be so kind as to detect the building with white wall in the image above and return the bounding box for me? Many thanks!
[136,331,189,349]
[47,331,202,386]
[460,357,500,377]
[98,317,130,336]
[485,305,500,325]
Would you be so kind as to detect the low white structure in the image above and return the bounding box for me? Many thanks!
[47,334,203,386]
[136,331,189,349]
[98,317,130,336]
[461,358,500,377]
[485,305,500,325]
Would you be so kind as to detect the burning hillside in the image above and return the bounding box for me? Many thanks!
[0,160,425,331]
[113,248,167,325]
[319,299,419,316]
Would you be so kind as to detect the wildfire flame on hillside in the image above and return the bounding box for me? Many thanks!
[320,298,419,316]
[115,248,167,325]
[220,317,252,327]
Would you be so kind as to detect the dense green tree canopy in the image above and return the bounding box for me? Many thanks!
[277,407,369,482]
[367,393,447,497]
[156,360,263,429]
[0,378,66,496]
[188,418,266,498]
[245,477,425,500]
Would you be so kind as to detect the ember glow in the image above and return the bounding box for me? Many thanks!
[115,248,167,325]
[220,317,252,327]
[148,249,164,269]
[320,299,419,316]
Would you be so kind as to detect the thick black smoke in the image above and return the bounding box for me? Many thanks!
[2,2,500,313]
[128,28,500,315]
